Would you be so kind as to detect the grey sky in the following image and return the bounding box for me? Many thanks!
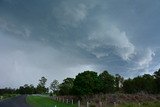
[0,0,160,88]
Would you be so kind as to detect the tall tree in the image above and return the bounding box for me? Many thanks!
[36,76,48,94]
[123,78,134,93]
[123,74,156,94]
[18,84,35,94]
[59,78,74,95]
[154,69,160,93]
[99,71,115,93]
[72,71,100,95]
[39,77,47,87]
[50,79,59,94]
[115,74,124,92]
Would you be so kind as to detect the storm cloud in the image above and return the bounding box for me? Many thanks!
[0,0,160,88]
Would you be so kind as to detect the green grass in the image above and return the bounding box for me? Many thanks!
[26,95,77,107]
[26,95,160,107]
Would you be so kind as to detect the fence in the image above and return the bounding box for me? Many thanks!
[52,96,139,107]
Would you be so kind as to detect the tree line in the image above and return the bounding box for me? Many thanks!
[0,76,48,95]
[56,69,160,95]
[1,69,160,96]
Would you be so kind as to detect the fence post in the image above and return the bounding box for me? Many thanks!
[72,99,74,104]
[78,100,80,107]
[87,102,90,107]
[63,98,64,103]
[114,102,116,107]
[99,101,102,107]
[66,99,68,103]
[138,102,141,107]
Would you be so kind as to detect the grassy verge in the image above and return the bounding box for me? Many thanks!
[0,94,18,101]
[26,95,77,107]
[26,95,160,107]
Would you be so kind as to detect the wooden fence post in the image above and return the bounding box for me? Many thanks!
[78,100,80,107]
[66,99,68,103]
[114,102,117,107]
[99,101,102,107]
[87,102,90,107]
[72,99,74,104]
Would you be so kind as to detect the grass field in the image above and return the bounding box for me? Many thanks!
[26,95,77,107]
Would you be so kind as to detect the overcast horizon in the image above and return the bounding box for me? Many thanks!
[0,0,160,88]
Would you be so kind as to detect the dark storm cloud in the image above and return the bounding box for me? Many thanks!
[0,0,160,87]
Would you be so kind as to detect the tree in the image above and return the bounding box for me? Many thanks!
[123,78,134,93]
[29,84,36,94]
[99,71,115,93]
[72,71,100,95]
[18,84,35,94]
[154,69,160,93]
[36,76,48,94]
[59,78,74,95]
[123,74,156,94]
[143,74,156,93]
[39,76,47,87]
[0,87,16,95]
[133,74,156,94]
[115,74,124,92]
[50,79,59,94]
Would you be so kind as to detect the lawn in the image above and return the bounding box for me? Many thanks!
[26,95,77,107]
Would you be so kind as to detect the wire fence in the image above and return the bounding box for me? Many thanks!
[51,96,132,107]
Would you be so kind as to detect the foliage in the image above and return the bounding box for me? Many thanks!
[123,74,156,94]
[123,78,134,93]
[58,78,74,95]
[50,79,59,94]
[18,76,48,94]
[99,71,115,93]
[154,69,160,93]
[72,71,100,95]
[0,87,17,95]
[36,77,48,94]
[36,85,48,94]
[38,76,47,87]
[115,74,124,92]
[18,84,36,94]
[2,69,160,96]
